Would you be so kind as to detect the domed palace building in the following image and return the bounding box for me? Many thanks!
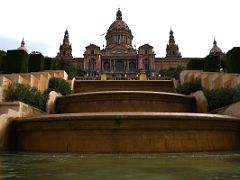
[56,8,222,79]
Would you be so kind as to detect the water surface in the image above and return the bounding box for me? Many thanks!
[0,152,240,179]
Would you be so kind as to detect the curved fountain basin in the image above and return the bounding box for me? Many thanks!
[55,91,196,113]
[10,112,240,153]
[74,80,175,93]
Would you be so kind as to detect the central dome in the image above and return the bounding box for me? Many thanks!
[108,20,131,32]
[105,8,134,49]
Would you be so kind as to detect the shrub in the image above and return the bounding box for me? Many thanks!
[176,78,202,95]
[232,84,240,102]
[47,77,71,95]
[177,77,240,110]
[4,83,47,111]
[204,87,235,111]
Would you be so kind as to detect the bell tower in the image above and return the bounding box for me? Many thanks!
[57,29,73,58]
[166,28,181,58]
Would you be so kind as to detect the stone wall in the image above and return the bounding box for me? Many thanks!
[180,70,240,89]
[155,58,189,73]
[0,102,43,118]
[0,70,68,102]
[211,101,240,117]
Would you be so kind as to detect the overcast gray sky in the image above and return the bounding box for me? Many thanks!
[0,0,239,57]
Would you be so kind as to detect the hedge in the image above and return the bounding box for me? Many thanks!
[44,57,54,70]
[28,53,44,72]
[204,55,221,72]
[1,55,7,74]
[0,54,2,72]
[5,50,29,73]
[226,47,240,73]
[187,58,204,70]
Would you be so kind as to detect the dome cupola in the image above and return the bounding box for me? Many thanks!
[17,38,28,53]
[105,8,134,49]
[209,38,223,55]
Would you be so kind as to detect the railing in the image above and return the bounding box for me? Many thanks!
[76,75,172,81]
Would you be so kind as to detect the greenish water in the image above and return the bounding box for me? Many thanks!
[0,152,240,179]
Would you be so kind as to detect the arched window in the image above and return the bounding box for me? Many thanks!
[63,51,66,56]
[129,62,136,72]
[116,60,124,72]
[104,62,110,72]
[145,50,148,54]
[91,50,94,54]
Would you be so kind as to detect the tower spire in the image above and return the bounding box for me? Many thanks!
[169,28,175,45]
[21,37,25,47]
[57,29,73,58]
[63,28,70,45]
[213,37,217,46]
[166,28,181,58]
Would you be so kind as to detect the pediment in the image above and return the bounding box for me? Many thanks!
[110,45,128,54]
[139,44,153,49]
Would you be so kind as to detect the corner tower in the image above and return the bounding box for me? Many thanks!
[57,29,73,58]
[166,28,181,58]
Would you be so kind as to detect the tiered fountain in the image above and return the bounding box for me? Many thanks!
[7,80,240,153]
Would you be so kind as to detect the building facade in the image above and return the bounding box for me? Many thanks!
[56,8,222,79]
